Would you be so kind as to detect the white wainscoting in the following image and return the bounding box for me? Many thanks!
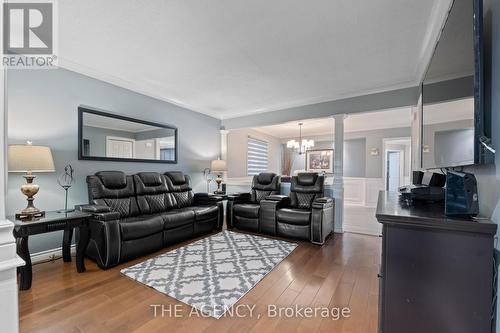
[364,178,386,208]
[344,177,366,206]
[344,177,385,236]
[344,177,385,208]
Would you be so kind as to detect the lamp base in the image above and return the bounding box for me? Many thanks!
[17,173,45,221]
[16,210,45,221]
[214,174,223,194]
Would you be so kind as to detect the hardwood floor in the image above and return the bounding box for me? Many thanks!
[19,232,381,333]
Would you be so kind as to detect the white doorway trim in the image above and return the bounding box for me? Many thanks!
[382,137,411,191]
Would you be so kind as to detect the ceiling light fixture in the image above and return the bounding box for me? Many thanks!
[286,122,314,155]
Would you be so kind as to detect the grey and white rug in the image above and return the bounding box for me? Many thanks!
[121,230,297,318]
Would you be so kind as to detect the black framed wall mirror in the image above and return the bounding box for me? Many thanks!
[78,107,178,163]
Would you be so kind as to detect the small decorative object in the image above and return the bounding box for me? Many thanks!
[210,159,227,194]
[370,148,380,156]
[8,142,56,220]
[305,149,333,173]
[286,122,315,155]
[57,164,75,213]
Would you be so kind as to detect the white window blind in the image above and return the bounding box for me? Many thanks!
[247,136,269,176]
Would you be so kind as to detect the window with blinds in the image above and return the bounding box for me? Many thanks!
[247,136,269,176]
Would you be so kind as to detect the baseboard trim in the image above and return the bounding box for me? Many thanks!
[31,245,76,264]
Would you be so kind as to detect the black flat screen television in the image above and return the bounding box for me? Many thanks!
[421,0,493,169]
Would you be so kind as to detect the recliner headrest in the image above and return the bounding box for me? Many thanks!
[296,173,319,186]
[136,172,163,187]
[164,171,187,185]
[95,171,127,189]
[256,173,276,185]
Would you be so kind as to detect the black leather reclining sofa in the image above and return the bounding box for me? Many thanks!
[79,171,223,269]
[227,172,334,245]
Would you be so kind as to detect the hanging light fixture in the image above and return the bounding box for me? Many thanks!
[286,122,314,155]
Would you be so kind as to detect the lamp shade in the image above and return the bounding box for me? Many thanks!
[8,144,55,172]
[210,159,227,172]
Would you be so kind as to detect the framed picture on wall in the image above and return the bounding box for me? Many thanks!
[305,149,334,173]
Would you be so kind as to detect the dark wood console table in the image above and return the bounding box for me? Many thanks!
[8,210,92,291]
[376,191,497,333]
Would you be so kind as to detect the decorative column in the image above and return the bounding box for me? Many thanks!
[0,66,24,331]
[333,114,345,233]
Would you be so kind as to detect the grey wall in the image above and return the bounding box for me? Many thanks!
[7,68,221,254]
[422,119,474,168]
[346,127,411,178]
[344,139,367,177]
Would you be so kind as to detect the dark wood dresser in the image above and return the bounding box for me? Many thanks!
[376,191,497,333]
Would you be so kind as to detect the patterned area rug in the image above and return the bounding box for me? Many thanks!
[121,230,297,318]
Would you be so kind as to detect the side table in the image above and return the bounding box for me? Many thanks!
[8,210,92,291]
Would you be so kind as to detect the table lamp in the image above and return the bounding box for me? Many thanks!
[8,143,55,219]
[210,159,227,194]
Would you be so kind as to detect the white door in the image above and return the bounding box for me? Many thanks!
[106,137,134,158]
[387,151,401,191]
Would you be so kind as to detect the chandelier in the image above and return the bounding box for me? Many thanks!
[286,122,314,155]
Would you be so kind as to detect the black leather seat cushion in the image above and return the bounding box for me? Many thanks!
[162,209,195,229]
[276,208,311,225]
[191,205,218,220]
[233,204,260,219]
[120,215,164,240]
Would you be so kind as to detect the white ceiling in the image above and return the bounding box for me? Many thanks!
[58,0,450,119]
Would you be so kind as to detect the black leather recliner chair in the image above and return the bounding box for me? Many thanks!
[80,171,222,269]
[260,173,334,245]
[226,173,281,232]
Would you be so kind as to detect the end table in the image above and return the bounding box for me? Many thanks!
[8,210,92,291]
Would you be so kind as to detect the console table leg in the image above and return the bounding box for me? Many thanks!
[16,236,32,291]
[76,224,89,273]
[62,228,73,262]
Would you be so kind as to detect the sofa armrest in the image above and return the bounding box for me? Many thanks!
[265,195,289,202]
[193,192,223,205]
[311,198,334,245]
[227,192,251,203]
[312,197,334,209]
[259,196,290,235]
[91,211,121,222]
[77,204,111,213]
[76,204,121,221]
[76,205,121,269]
[226,193,250,229]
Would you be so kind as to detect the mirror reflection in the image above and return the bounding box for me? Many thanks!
[79,109,177,162]
[422,0,475,169]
